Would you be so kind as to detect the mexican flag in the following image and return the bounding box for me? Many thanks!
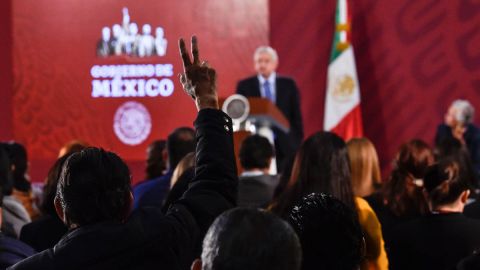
[323,0,363,141]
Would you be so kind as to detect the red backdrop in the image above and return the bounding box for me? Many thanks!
[2,0,480,183]
[5,0,268,183]
[270,0,480,176]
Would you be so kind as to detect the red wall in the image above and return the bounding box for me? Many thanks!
[270,0,480,176]
[0,0,13,141]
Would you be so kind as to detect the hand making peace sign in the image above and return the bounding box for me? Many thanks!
[178,36,219,111]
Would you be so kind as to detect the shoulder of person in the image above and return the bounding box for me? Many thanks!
[238,76,258,85]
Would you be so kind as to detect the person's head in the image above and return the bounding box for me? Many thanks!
[145,140,167,180]
[382,139,433,217]
[347,138,381,197]
[424,159,470,211]
[142,24,151,35]
[54,147,132,228]
[445,99,475,128]
[272,131,355,216]
[102,27,111,41]
[194,208,301,270]
[58,140,88,158]
[4,142,30,192]
[170,152,195,188]
[41,154,71,217]
[435,137,477,190]
[167,127,195,171]
[239,135,274,172]
[288,193,364,270]
[0,144,14,196]
[254,46,278,78]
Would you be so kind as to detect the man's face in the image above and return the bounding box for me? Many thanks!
[254,52,278,78]
[445,106,458,127]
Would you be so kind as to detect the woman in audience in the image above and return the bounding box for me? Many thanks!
[366,139,432,249]
[347,138,382,197]
[270,131,388,270]
[4,142,39,220]
[19,155,70,251]
[389,159,480,270]
[0,144,30,239]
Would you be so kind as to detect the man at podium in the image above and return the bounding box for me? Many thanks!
[236,46,304,169]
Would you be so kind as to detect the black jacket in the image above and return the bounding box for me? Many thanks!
[9,109,238,270]
[389,213,480,270]
[236,75,304,152]
[19,214,68,252]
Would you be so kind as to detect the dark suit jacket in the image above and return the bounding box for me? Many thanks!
[0,233,35,270]
[236,75,304,150]
[238,174,279,208]
[435,123,480,177]
[9,109,238,270]
[389,213,480,270]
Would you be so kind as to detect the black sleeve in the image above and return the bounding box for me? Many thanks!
[289,80,304,147]
[169,108,238,232]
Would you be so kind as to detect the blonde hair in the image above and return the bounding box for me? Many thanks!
[347,138,381,197]
[170,152,195,188]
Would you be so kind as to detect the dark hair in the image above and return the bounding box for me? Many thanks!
[3,142,30,192]
[239,135,274,170]
[59,140,88,157]
[162,167,195,213]
[288,193,364,270]
[41,154,71,216]
[56,147,132,226]
[145,140,167,180]
[201,208,301,270]
[271,131,355,216]
[424,159,469,209]
[382,139,432,217]
[0,144,14,196]
[167,127,195,171]
[434,136,477,190]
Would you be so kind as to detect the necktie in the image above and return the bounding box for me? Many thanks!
[263,81,273,102]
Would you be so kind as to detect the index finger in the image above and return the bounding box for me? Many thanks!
[179,38,192,69]
[191,35,200,65]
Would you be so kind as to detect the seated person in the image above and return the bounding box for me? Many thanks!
[238,135,278,208]
[10,36,238,270]
[287,193,364,270]
[0,144,30,239]
[192,207,301,270]
[133,127,195,209]
[389,159,480,270]
[435,100,480,176]
[0,189,35,269]
[20,154,70,252]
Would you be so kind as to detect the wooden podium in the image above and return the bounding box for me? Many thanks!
[220,96,290,174]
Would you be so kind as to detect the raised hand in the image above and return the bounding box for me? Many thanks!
[178,36,218,111]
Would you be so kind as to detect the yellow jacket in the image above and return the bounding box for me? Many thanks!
[356,197,388,270]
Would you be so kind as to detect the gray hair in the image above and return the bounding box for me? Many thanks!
[254,46,279,62]
[451,99,475,124]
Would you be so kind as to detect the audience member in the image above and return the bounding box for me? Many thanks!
[192,208,301,270]
[347,137,382,197]
[133,127,195,209]
[435,136,478,190]
[288,193,364,270]
[162,167,195,214]
[58,140,88,158]
[366,139,432,250]
[144,140,167,181]
[389,159,480,270]
[457,250,480,270]
[10,35,237,270]
[0,145,30,239]
[3,142,39,220]
[270,131,388,270]
[0,190,35,269]
[19,155,70,252]
[435,99,480,175]
[170,152,195,188]
[238,135,278,208]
